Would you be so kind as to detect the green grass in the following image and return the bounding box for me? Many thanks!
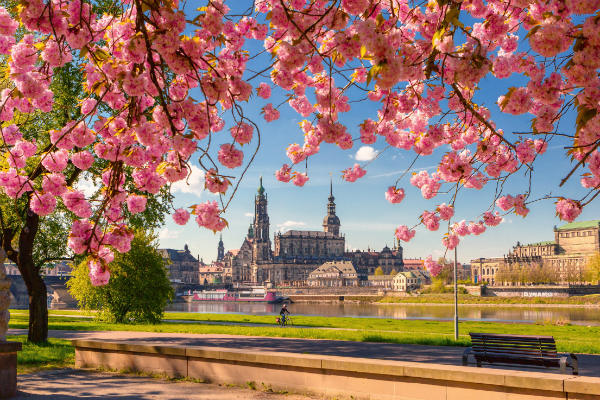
[378,294,600,305]
[8,311,600,354]
[6,335,74,374]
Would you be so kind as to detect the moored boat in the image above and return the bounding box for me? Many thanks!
[192,287,283,303]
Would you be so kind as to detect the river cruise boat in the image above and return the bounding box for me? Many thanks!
[192,286,286,303]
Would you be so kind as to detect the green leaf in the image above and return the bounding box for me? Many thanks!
[575,105,597,135]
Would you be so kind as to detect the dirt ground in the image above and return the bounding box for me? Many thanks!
[14,368,326,400]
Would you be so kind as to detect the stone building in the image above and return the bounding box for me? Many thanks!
[392,271,421,292]
[470,220,600,285]
[220,178,407,286]
[158,244,201,284]
[199,263,224,285]
[306,261,362,287]
[402,258,424,270]
[345,242,403,275]
[224,178,350,285]
[366,274,394,288]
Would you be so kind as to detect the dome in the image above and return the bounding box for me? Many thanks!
[323,215,340,225]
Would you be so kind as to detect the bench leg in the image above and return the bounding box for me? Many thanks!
[559,357,567,374]
[570,354,579,376]
[462,348,471,366]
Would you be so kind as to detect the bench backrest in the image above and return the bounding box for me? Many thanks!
[469,332,558,360]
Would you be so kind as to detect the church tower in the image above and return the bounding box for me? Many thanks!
[217,234,224,262]
[322,179,341,236]
[253,177,272,263]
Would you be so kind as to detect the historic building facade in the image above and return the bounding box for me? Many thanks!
[471,220,600,285]
[306,261,362,287]
[158,244,201,284]
[218,178,408,286]
[223,179,351,285]
[344,243,404,275]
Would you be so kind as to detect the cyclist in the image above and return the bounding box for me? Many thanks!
[279,303,290,325]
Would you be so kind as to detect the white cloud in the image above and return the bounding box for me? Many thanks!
[244,212,254,217]
[75,173,100,198]
[276,220,307,230]
[171,165,205,195]
[355,146,378,161]
[159,228,180,240]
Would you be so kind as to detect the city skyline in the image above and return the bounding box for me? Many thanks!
[159,162,599,265]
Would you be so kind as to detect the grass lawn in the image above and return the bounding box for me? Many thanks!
[6,335,74,374]
[8,311,600,354]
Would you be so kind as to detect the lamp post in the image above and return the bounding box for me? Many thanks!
[453,246,459,341]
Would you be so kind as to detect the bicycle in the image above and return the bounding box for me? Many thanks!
[276,315,293,327]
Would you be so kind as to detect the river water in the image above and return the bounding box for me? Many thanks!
[165,302,600,326]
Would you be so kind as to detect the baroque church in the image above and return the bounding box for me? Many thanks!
[223,178,404,285]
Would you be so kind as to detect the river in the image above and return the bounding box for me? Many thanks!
[165,302,600,326]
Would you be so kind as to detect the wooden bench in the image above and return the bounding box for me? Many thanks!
[463,332,578,375]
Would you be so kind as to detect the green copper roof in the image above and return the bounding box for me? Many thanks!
[556,220,600,231]
[525,240,555,246]
[258,176,264,195]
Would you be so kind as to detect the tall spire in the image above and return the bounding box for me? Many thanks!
[323,178,341,236]
[258,176,265,195]
[217,234,224,262]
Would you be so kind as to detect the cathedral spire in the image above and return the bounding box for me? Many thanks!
[217,234,224,262]
[258,176,265,195]
[323,179,341,236]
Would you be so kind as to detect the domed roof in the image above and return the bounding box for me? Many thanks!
[323,215,340,225]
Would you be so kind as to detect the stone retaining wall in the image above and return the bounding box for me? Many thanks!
[73,339,600,400]
[485,285,600,298]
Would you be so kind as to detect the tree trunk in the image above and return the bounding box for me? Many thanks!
[27,273,48,343]
[17,209,46,343]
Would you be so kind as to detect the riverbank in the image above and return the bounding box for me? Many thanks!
[8,310,600,354]
[377,293,600,306]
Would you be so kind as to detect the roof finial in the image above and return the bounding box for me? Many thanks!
[258,176,265,194]
[330,173,333,197]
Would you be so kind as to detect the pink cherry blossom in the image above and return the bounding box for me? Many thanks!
[30,192,57,216]
[385,186,405,204]
[437,203,454,220]
[230,122,253,145]
[496,195,515,211]
[257,82,271,99]
[452,220,470,236]
[424,256,442,277]
[483,211,503,227]
[194,201,226,232]
[342,164,366,182]
[469,222,486,235]
[555,199,582,222]
[173,208,190,225]
[395,225,415,242]
[88,260,110,287]
[263,103,280,122]
[442,233,460,250]
[126,194,147,214]
[205,169,231,194]
[42,149,69,173]
[275,164,292,183]
[218,144,244,169]
[71,151,94,170]
[292,172,309,187]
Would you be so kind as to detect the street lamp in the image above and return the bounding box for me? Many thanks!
[453,246,459,341]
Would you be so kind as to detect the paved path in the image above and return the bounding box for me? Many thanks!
[14,368,322,400]
[9,328,600,376]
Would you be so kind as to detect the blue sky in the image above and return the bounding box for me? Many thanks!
[158,4,598,265]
